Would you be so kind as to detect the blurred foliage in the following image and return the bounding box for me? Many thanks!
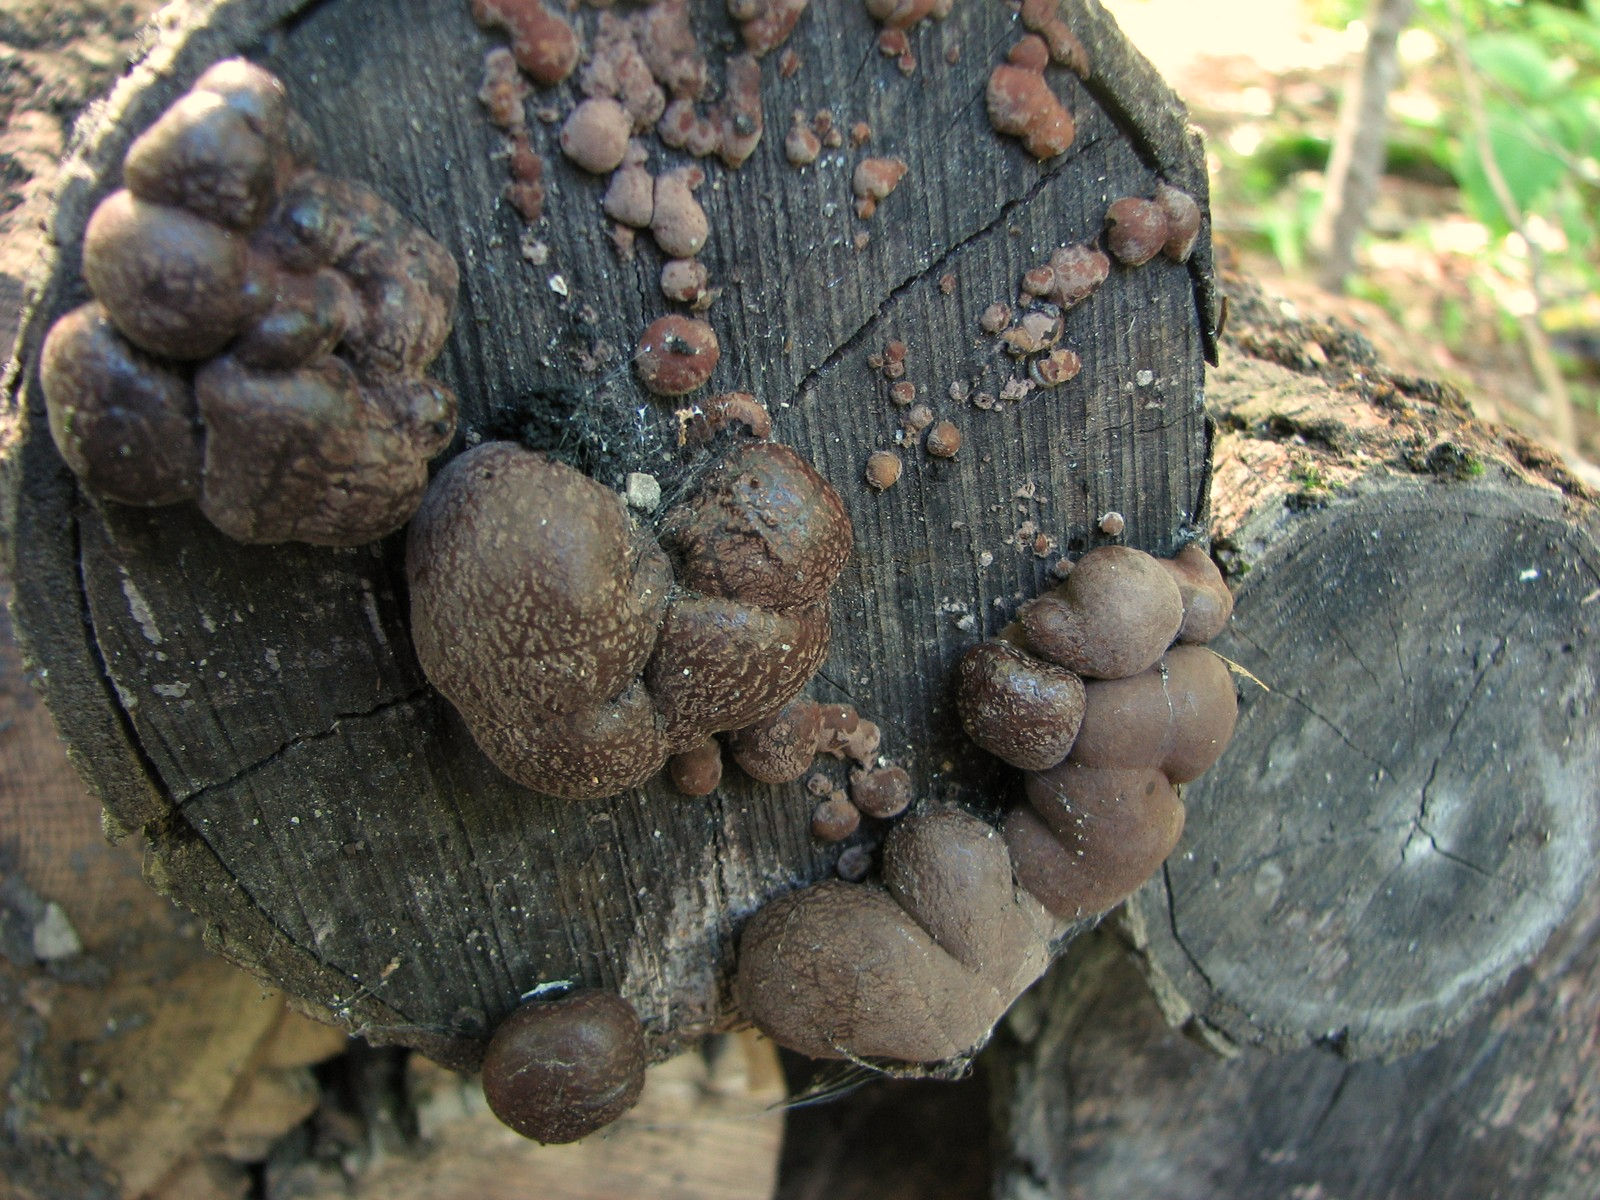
[1240,0,1600,278]
[1417,0,1600,409]
[1247,0,1600,411]
[1424,0,1600,253]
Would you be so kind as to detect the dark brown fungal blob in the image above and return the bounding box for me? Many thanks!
[1154,182,1201,262]
[481,990,647,1144]
[1022,243,1110,310]
[1011,764,1184,917]
[1019,0,1090,75]
[733,0,811,56]
[1000,806,1080,917]
[411,432,850,799]
[849,764,912,818]
[470,0,581,86]
[123,77,285,231]
[669,737,724,796]
[40,61,459,545]
[255,174,458,376]
[925,419,962,458]
[409,443,671,727]
[735,809,1052,1062]
[635,314,719,396]
[1018,545,1183,680]
[230,265,357,369]
[727,694,824,783]
[82,191,255,361]
[39,304,202,507]
[881,809,1036,975]
[644,595,827,747]
[954,640,1085,771]
[1104,196,1169,266]
[987,38,1076,159]
[560,97,632,174]
[812,795,862,842]
[1068,646,1238,783]
[661,441,852,608]
[941,550,1240,923]
[195,357,455,546]
[714,54,764,169]
[476,684,670,800]
[1158,544,1234,643]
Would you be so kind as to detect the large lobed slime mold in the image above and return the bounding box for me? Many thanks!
[39,60,459,546]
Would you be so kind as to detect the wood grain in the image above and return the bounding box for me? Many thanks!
[3,0,1212,1062]
[1114,281,1600,1057]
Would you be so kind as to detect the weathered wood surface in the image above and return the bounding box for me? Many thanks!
[0,566,348,1200]
[994,890,1600,1200]
[987,278,1600,1197]
[1115,277,1600,1058]
[1,0,1214,1064]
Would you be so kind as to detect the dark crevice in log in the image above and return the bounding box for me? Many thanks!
[793,146,1081,404]
[1159,859,1216,1000]
[71,499,170,818]
[175,691,432,809]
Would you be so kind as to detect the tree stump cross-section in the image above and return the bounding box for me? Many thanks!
[3,0,1215,1066]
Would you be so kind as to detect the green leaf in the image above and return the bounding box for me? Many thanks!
[1452,110,1569,228]
[1468,31,1559,100]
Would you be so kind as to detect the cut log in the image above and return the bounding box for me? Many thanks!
[1,0,1215,1064]
[1120,275,1600,1059]
[993,884,1600,1200]
[987,276,1600,1196]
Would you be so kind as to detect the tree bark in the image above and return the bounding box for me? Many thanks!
[1312,0,1416,292]
[1,0,1216,1066]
